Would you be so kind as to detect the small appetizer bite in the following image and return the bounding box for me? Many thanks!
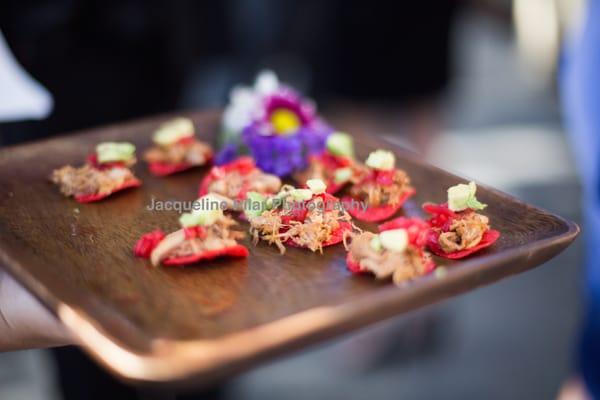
[344,219,434,285]
[293,132,364,194]
[144,117,213,176]
[342,150,415,222]
[134,195,248,266]
[51,142,141,203]
[198,157,282,205]
[423,181,500,259]
[247,179,356,254]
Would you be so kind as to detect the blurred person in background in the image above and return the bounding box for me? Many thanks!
[561,0,600,398]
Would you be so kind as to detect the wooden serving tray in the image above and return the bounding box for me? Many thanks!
[0,110,578,387]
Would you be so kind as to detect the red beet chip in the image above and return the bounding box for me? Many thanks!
[74,178,141,203]
[343,188,415,222]
[149,161,194,176]
[378,216,430,248]
[133,229,166,258]
[162,244,249,266]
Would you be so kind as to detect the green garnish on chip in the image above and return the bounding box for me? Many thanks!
[291,188,313,201]
[379,229,408,253]
[179,194,224,227]
[96,142,136,164]
[244,191,268,218]
[369,235,383,253]
[307,179,326,194]
[334,167,353,184]
[365,149,395,170]
[447,181,487,212]
[326,132,354,158]
[153,117,195,146]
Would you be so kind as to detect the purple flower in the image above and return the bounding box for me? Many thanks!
[214,143,239,165]
[262,88,315,126]
[299,122,332,155]
[239,87,332,177]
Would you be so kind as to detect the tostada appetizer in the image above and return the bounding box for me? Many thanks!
[246,179,356,254]
[144,117,213,176]
[342,150,415,222]
[293,132,364,194]
[344,217,434,285]
[423,181,500,259]
[198,156,282,206]
[51,142,141,203]
[134,195,248,266]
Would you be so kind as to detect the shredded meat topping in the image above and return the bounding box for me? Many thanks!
[144,141,211,165]
[349,169,412,206]
[346,231,429,285]
[249,196,355,254]
[437,212,490,253]
[151,215,245,266]
[51,164,135,197]
[208,170,281,199]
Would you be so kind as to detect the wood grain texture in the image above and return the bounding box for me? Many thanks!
[0,110,579,387]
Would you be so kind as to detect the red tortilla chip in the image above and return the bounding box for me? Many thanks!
[321,152,353,169]
[426,229,500,259]
[422,202,457,230]
[162,244,249,266]
[325,180,343,194]
[378,216,430,248]
[149,161,194,176]
[343,188,415,222]
[345,252,365,274]
[308,152,352,170]
[422,202,455,218]
[133,230,166,258]
[347,202,400,222]
[74,178,141,203]
[148,152,213,176]
[423,258,436,274]
[198,174,212,197]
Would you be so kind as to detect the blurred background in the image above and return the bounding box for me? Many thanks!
[0,0,586,399]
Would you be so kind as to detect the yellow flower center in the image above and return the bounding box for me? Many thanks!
[270,108,301,135]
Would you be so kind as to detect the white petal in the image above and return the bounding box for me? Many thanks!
[254,70,279,96]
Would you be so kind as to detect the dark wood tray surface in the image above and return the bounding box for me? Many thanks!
[0,110,578,387]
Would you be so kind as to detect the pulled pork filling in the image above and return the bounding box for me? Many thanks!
[150,215,244,266]
[144,141,211,165]
[437,212,490,253]
[208,170,281,199]
[346,232,429,285]
[249,196,353,254]
[51,164,135,197]
[349,169,412,206]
